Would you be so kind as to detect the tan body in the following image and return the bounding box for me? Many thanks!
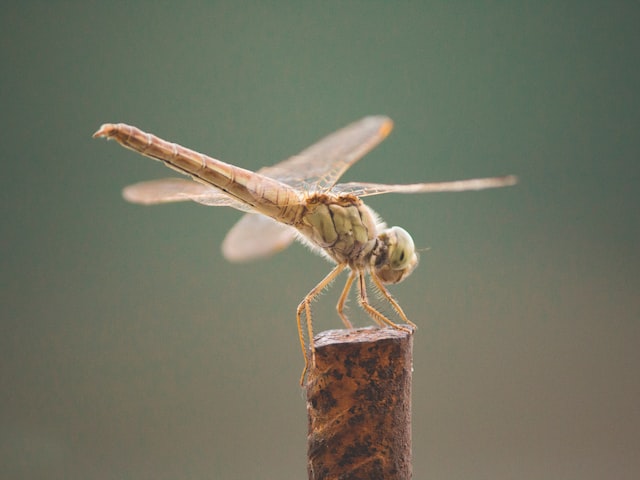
[95,117,516,383]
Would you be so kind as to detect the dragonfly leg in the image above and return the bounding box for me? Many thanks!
[370,272,417,330]
[296,263,346,385]
[357,272,414,333]
[336,270,357,329]
[295,309,309,386]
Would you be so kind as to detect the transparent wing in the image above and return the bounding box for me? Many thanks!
[222,213,297,262]
[122,178,255,212]
[124,178,297,261]
[218,116,394,262]
[258,115,393,192]
[120,115,393,208]
[331,175,518,197]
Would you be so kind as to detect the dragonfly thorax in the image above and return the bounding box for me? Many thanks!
[370,226,419,284]
[297,194,379,265]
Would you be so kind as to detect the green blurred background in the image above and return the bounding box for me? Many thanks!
[2,2,638,479]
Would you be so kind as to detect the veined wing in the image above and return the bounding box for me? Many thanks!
[331,175,518,197]
[122,177,295,260]
[222,213,297,262]
[258,115,393,192]
[119,115,392,212]
[123,178,296,261]
[218,116,394,262]
[122,178,255,212]
[120,116,391,207]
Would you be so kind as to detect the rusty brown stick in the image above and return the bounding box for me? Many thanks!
[306,326,414,480]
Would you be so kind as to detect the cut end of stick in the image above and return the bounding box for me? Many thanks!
[313,324,415,350]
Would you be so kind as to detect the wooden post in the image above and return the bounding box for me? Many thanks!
[306,326,414,480]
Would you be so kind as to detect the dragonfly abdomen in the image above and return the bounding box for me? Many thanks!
[94,123,303,221]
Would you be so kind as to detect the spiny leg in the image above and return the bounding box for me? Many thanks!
[357,271,413,333]
[370,272,417,330]
[356,271,388,327]
[336,270,357,329]
[296,263,346,385]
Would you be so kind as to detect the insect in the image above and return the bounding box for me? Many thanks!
[94,116,516,383]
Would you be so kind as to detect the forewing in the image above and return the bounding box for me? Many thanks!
[222,213,297,262]
[122,178,255,212]
[331,175,518,197]
[258,116,393,192]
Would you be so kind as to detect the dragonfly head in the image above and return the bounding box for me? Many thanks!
[373,226,419,284]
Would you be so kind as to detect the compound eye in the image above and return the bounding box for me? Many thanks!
[389,227,415,270]
[375,227,419,284]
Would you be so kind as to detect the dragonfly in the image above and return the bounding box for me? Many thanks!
[94,116,516,383]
